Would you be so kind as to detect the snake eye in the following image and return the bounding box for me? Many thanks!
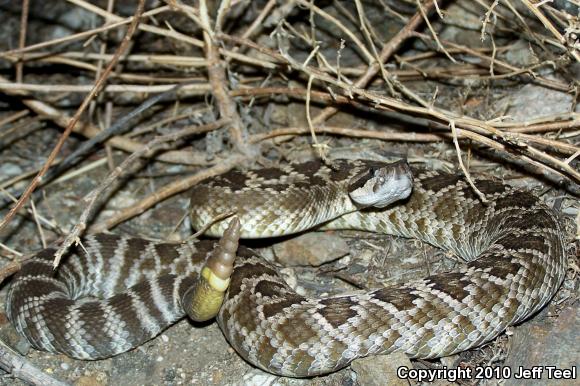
[372,176,386,192]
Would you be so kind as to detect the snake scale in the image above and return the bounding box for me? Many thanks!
[6,159,567,377]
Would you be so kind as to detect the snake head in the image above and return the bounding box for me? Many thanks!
[348,160,413,208]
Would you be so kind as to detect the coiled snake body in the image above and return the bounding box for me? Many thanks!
[6,159,567,377]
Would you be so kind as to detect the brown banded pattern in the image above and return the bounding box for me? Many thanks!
[6,161,567,378]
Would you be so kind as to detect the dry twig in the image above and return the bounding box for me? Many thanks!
[0,0,147,234]
[52,118,231,267]
[0,341,68,386]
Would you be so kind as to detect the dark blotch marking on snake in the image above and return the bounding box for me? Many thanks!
[419,173,463,193]
[494,190,538,211]
[370,287,422,312]
[209,170,251,191]
[425,272,472,302]
[318,297,359,328]
[261,295,306,319]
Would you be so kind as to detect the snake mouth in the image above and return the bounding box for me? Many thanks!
[348,159,414,208]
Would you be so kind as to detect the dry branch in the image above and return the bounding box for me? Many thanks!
[52,118,231,267]
[0,340,68,386]
[0,0,147,234]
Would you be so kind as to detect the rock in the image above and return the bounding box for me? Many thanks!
[0,312,31,356]
[0,162,22,177]
[238,368,287,386]
[504,40,537,68]
[504,83,573,121]
[351,352,413,386]
[273,232,350,266]
[503,305,578,386]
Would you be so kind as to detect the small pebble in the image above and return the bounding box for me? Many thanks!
[351,352,413,386]
[241,369,280,386]
[0,162,22,176]
[273,232,350,266]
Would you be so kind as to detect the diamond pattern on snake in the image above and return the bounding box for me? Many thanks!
[6,159,566,377]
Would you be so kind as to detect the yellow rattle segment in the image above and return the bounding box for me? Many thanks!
[182,217,239,322]
[201,266,230,292]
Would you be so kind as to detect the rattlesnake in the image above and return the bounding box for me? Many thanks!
[6,159,567,377]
